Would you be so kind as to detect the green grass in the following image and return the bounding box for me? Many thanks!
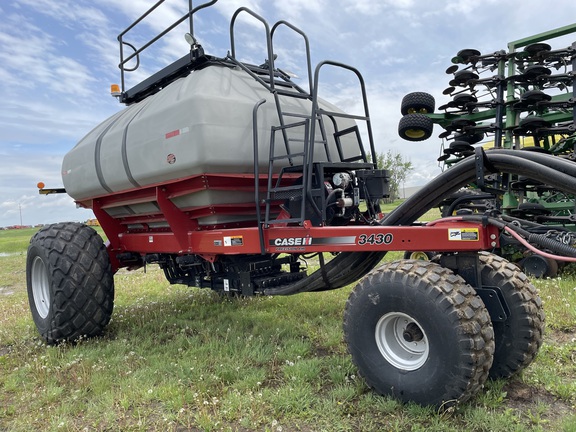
[0,221,575,431]
[381,199,442,222]
[0,227,38,254]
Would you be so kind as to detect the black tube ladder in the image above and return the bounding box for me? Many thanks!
[231,8,377,234]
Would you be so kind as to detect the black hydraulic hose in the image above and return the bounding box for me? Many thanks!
[264,150,576,296]
[501,214,543,228]
[461,214,576,258]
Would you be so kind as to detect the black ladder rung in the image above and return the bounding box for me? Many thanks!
[266,218,304,225]
[272,120,308,131]
[316,108,369,121]
[283,138,326,145]
[281,112,312,119]
[270,185,302,192]
[270,152,306,161]
[275,89,310,99]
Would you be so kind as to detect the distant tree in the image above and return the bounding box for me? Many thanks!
[374,150,413,201]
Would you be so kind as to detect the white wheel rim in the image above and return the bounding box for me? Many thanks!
[375,312,429,371]
[31,256,50,319]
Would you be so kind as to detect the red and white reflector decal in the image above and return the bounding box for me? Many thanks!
[165,126,190,140]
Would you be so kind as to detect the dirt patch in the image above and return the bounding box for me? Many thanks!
[503,380,573,417]
[0,346,10,356]
[547,328,576,344]
[0,286,15,296]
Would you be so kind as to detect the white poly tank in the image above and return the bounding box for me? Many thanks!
[62,64,358,225]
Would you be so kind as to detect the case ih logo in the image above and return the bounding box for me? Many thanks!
[271,237,313,246]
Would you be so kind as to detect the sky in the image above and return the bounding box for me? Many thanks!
[2,0,576,227]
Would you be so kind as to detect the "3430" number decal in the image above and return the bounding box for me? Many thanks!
[357,233,393,246]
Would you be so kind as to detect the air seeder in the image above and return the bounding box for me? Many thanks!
[26,1,576,407]
[398,23,576,278]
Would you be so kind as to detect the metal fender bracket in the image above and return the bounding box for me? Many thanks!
[439,253,510,322]
[474,286,510,322]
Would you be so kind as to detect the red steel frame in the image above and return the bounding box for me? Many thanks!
[79,174,500,272]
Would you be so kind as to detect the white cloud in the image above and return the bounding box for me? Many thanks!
[214,0,263,18]
[15,0,109,28]
[368,38,394,51]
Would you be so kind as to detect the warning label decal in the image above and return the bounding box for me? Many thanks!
[224,236,244,247]
[448,228,479,241]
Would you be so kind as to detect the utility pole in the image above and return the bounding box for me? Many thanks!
[19,203,22,226]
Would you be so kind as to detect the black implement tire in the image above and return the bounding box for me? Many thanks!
[26,222,114,344]
[439,188,494,217]
[520,116,552,131]
[524,43,551,55]
[453,93,478,106]
[344,260,494,407]
[450,70,479,86]
[521,90,552,104]
[455,131,484,145]
[523,65,551,79]
[457,48,481,62]
[401,92,435,115]
[398,113,434,141]
[521,254,558,278]
[477,252,544,379]
[449,140,474,153]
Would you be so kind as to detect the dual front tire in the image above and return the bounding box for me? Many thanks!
[344,254,544,407]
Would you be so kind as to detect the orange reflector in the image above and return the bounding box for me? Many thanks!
[110,84,121,97]
[37,182,45,189]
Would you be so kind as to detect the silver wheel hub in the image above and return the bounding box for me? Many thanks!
[375,312,429,371]
[31,256,50,319]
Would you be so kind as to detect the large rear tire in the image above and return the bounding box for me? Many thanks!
[477,252,545,378]
[26,222,114,344]
[344,260,494,407]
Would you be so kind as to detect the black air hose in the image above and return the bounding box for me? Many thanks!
[526,233,576,257]
[264,150,576,295]
[497,149,576,177]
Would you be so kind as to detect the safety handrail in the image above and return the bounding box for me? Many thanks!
[309,60,377,164]
[229,7,275,91]
[117,0,218,93]
[271,20,313,95]
[306,60,378,210]
[252,98,267,254]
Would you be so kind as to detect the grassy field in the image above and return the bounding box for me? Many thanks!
[1,219,575,431]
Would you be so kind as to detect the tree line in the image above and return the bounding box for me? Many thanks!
[373,150,413,202]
